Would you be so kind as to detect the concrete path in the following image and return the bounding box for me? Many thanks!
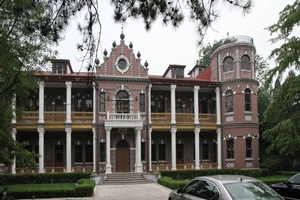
[92,183,172,200]
[18,183,172,200]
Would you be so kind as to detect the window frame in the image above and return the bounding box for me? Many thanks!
[226,138,234,159]
[225,90,233,113]
[244,88,251,112]
[241,55,250,70]
[246,137,252,158]
[223,57,234,73]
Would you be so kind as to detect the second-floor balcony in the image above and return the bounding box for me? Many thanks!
[17,111,216,126]
[151,113,217,125]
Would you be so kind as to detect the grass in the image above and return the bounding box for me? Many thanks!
[1,183,76,193]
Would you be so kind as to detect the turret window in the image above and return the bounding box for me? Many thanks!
[245,88,251,111]
[241,55,250,70]
[223,57,234,72]
[225,90,233,113]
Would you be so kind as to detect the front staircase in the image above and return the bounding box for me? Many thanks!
[103,173,150,185]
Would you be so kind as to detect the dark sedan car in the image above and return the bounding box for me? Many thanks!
[169,175,284,200]
[271,173,300,200]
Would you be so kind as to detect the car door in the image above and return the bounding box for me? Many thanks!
[286,174,300,199]
[179,180,201,200]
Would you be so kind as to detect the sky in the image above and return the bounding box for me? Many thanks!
[54,0,296,76]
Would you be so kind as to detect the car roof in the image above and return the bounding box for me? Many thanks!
[193,175,260,185]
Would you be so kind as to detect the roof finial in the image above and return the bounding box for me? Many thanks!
[120,24,125,40]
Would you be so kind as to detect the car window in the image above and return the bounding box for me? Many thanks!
[194,180,219,200]
[224,181,283,200]
[183,180,199,195]
[288,173,300,184]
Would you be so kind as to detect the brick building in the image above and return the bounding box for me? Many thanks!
[9,34,259,174]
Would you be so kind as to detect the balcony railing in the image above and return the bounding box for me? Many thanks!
[151,113,217,125]
[106,112,141,120]
[151,162,218,171]
[15,165,93,174]
[18,111,93,124]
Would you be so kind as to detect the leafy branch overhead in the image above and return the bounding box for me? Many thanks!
[111,0,252,44]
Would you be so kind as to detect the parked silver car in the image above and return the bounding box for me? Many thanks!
[168,175,284,200]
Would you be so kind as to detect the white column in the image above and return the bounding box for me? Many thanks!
[170,85,176,124]
[66,128,72,172]
[217,128,222,169]
[194,127,200,170]
[215,87,221,125]
[171,128,177,170]
[92,82,97,124]
[148,84,152,124]
[105,127,112,174]
[65,82,72,123]
[11,128,17,174]
[135,127,143,172]
[38,82,44,123]
[12,94,16,124]
[38,128,45,173]
[148,128,152,172]
[193,86,199,124]
[92,128,96,173]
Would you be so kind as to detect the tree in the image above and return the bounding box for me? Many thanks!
[198,37,237,66]
[262,0,300,170]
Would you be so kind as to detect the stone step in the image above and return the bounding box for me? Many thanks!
[103,173,150,185]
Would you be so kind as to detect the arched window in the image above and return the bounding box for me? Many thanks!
[244,88,251,111]
[223,57,234,72]
[241,55,250,70]
[116,90,129,113]
[225,90,233,113]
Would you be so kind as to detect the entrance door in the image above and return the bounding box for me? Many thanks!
[116,140,130,172]
[55,145,64,167]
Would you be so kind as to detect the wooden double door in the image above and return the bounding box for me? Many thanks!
[116,139,130,172]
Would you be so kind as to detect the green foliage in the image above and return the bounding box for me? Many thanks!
[160,169,270,180]
[0,172,91,185]
[5,179,94,199]
[262,73,300,160]
[266,0,300,84]
[198,37,237,66]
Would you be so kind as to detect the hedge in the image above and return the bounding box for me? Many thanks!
[160,168,270,180]
[8,179,95,199]
[0,172,91,185]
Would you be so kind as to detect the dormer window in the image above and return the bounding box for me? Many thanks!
[171,68,184,78]
[53,63,67,74]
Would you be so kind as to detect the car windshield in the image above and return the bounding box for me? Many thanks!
[224,181,282,200]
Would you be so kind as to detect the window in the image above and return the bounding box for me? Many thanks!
[246,137,252,158]
[194,181,219,199]
[53,63,67,74]
[245,88,251,111]
[241,55,250,70]
[140,93,145,112]
[159,144,166,161]
[151,144,156,161]
[100,142,105,162]
[117,58,127,70]
[223,57,234,72]
[85,144,93,162]
[171,67,184,78]
[116,90,129,113]
[100,92,105,112]
[141,142,145,161]
[75,145,83,163]
[226,90,233,113]
[226,138,234,159]
[202,143,209,160]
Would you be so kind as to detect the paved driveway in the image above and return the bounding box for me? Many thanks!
[93,183,172,200]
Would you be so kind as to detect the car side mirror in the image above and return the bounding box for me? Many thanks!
[177,188,183,194]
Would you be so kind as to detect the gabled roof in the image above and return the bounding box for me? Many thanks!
[197,65,211,80]
[162,64,186,77]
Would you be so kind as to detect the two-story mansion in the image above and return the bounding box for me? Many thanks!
[10,33,259,174]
